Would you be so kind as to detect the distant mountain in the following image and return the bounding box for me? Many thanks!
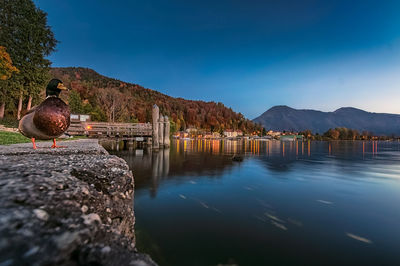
[50,67,261,133]
[253,105,400,135]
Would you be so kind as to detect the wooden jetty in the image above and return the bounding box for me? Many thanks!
[66,104,170,148]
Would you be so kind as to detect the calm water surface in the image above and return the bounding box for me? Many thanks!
[104,139,400,266]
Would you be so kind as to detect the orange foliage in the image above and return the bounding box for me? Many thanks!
[0,46,19,80]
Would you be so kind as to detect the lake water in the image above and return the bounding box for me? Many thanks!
[103,139,400,266]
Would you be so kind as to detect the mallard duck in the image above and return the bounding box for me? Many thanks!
[19,79,70,149]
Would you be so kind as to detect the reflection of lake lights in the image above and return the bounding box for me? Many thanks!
[86,125,92,130]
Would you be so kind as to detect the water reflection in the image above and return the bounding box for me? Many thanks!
[103,139,400,266]
[103,139,400,196]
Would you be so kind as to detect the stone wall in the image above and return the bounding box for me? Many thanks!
[0,140,156,266]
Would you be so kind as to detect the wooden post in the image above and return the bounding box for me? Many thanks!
[152,104,160,149]
[27,95,32,111]
[164,115,170,147]
[159,115,164,148]
[0,102,5,120]
[17,91,23,120]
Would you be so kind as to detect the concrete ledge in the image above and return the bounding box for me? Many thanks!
[0,139,156,266]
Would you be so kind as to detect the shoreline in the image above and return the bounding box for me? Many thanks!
[0,139,156,266]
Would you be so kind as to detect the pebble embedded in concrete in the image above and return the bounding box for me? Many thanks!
[33,209,49,221]
[81,205,88,213]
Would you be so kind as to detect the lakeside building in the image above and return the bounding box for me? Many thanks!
[223,129,243,138]
[267,130,282,137]
[70,114,91,122]
[202,132,222,139]
[174,130,220,139]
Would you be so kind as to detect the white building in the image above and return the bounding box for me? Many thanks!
[223,130,243,138]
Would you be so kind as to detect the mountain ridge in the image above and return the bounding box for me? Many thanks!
[253,106,400,135]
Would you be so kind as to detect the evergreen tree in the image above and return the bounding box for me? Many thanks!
[68,90,84,114]
[0,0,57,119]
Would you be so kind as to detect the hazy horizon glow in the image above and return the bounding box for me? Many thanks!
[34,0,400,118]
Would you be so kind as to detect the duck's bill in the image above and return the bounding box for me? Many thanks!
[57,83,68,90]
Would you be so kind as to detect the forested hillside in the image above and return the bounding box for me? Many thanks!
[51,67,261,133]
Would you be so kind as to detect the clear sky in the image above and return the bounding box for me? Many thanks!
[34,0,400,118]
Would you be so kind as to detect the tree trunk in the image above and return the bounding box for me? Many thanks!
[112,98,115,122]
[27,95,32,111]
[17,91,23,120]
[0,102,5,120]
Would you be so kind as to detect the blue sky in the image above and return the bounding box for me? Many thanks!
[34,0,400,118]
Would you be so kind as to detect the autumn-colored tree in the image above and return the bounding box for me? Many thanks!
[0,46,18,80]
[322,127,363,140]
[96,88,128,122]
[324,128,340,140]
[0,46,19,119]
[299,129,313,139]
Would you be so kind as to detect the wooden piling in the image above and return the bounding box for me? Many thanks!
[152,104,160,149]
[158,115,164,148]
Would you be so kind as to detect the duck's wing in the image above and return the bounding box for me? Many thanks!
[33,97,70,137]
[19,111,53,140]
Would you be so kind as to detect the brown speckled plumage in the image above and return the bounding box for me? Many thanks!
[33,97,70,137]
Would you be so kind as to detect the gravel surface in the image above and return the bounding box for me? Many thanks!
[0,139,156,266]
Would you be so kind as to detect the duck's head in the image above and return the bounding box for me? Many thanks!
[46,79,68,97]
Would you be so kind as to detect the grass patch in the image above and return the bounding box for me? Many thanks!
[0,131,87,145]
[0,131,31,145]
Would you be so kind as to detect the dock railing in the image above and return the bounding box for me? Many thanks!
[67,121,152,138]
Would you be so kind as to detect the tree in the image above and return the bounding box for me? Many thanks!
[0,46,18,119]
[90,106,107,122]
[68,90,84,114]
[348,129,359,140]
[0,46,18,80]
[337,127,349,140]
[96,88,128,122]
[300,129,313,139]
[0,0,57,119]
[324,128,340,140]
[262,127,266,136]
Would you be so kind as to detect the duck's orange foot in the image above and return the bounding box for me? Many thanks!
[51,139,66,149]
[31,138,37,150]
[51,145,67,148]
